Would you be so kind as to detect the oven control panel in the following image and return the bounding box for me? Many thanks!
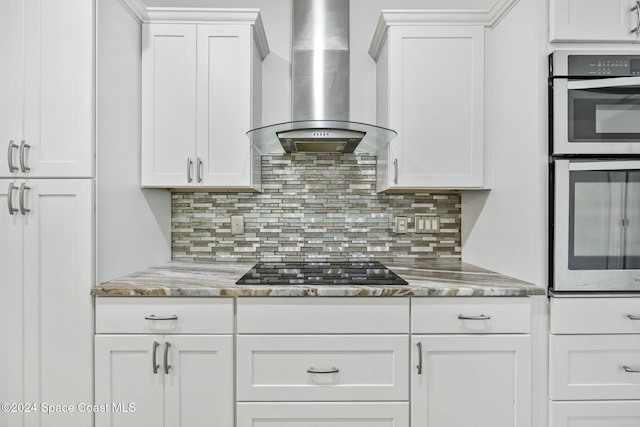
[568,55,640,76]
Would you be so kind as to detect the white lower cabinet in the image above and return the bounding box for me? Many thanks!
[94,298,234,427]
[236,402,409,426]
[411,298,532,427]
[550,401,640,426]
[550,297,640,427]
[1,179,93,427]
[236,297,410,427]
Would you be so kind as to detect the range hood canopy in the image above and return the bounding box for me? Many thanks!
[247,0,396,155]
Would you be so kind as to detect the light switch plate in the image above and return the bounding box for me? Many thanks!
[416,215,439,233]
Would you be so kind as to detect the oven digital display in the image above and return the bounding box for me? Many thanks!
[632,58,640,73]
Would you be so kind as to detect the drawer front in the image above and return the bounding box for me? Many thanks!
[236,335,409,401]
[237,402,409,427]
[237,297,409,334]
[551,297,640,334]
[411,297,531,334]
[95,297,234,334]
[550,334,640,400]
[550,401,640,427]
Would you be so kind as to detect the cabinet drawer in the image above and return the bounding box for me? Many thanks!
[237,402,409,427]
[411,298,531,334]
[551,297,640,334]
[236,335,409,401]
[95,297,234,334]
[550,334,640,400]
[237,297,409,333]
[550,401,640,426]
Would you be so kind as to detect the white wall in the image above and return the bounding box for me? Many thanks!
[461,0,548,287]
[96,0,171,282]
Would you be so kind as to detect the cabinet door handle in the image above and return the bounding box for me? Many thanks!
[393,158,398,184]
[7,183,18,215]
[628,314,640,320]
[7,141,18,173]
[152,341,160,374]
[196,157,203,183]
[307,367,339,374]
[416,342,423,375]
[164,342,171,374]
[144,314,178,321]
[187,157,193,183]
[623,365,640,373]
[19,140,30,172]
[632,1,640,35]
[458,314,491,320]
[18,183,30,215]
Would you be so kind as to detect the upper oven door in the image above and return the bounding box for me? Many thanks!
[552,77,640,155]
[554,159,640,292]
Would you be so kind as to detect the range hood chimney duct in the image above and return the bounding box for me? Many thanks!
[247,0,396,155]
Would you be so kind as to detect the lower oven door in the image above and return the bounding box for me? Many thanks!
[553,159,640,291]
[552,77,640,155]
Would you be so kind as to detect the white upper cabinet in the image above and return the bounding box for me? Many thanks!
[550,0,640,42]
[141,10,268,190]
[1,0,93,178]
[371,20,485,191]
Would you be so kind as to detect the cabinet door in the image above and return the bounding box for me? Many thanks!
[550,0,640,42]
[550,401,640,426]
[142,24,197,187]
[237,402,409,427]
[21,179,93,426]
[22,0,93,177]
[196,25,254,188]
[0,180,24,426]
[412,335,531,427]
[387,26,484,190]
[164,335,234,427]
[95,335,165,427]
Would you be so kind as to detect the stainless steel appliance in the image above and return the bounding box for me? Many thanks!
[550,51,640,293]
[236,261,408,286]
[550,51,640,155]
[246,0,396,155]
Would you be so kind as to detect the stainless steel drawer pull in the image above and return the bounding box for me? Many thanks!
[307,367,339,374]
[7,183,18,215]
[416,341,423,375]
[623,365,640,373]
[458,314,491,320]
[187,157,193,183]
[144,314,178,321]
[18,183,30,215]
[393,158,398,184]
[164,342,171,374]
[7,141,18,172]
[19,140,30,172]
[632,1,640,35]
[196,157,203,183]
[152,341,160,374]
[627,315,640,320]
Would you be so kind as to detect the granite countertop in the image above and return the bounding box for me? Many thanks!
[92,260,545,297]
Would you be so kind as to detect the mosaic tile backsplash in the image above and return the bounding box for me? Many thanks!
[172,154,461,263]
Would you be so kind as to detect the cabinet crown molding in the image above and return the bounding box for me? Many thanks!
[116,1,269,60]
[368,0,519,60]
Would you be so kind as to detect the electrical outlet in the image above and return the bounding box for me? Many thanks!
[231,215,244,235]
[395,216,408,234]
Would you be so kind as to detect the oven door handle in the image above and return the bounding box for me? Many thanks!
[569,160,640,171]
[567,76,640,90]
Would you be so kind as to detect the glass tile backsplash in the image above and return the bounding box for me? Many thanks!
[171,154,461,263]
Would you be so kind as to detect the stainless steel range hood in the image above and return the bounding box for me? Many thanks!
[247,0,396,155]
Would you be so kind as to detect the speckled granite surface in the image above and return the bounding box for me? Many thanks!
[92,260,545,297]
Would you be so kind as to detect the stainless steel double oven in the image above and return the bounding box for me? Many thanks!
[550,50,640,293]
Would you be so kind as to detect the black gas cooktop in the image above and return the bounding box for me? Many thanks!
[235,261,408,286]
